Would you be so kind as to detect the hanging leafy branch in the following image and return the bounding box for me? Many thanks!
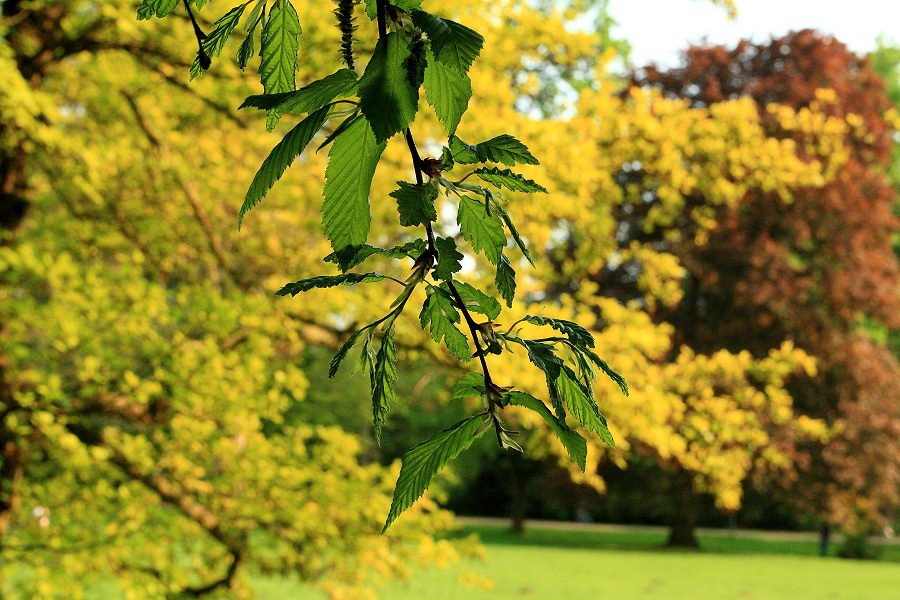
[137,0,628,531]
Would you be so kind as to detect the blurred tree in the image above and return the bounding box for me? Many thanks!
[633,30,900,536]
[0,1,470,597]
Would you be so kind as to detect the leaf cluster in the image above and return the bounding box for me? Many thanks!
[140,0,627,531]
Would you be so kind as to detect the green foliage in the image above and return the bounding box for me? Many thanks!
[240,68,358,130]
[372,328,399,443]
[359,32,421,143]
[447,281,501,320]
[420,286,472,361]
[450,134,540,166]
[142,0,626,531]
[475,166,548,193]
[239,105,331,226]
[494,255,516,307]
[505,391,587,471]
[383,414,489,531]
[457,195,507,265]
[136,0,180,20]
[409,10,484,75]
[423,46,472,135]
[322,116,386,251]
[275,272,387,296]
[259,0,301,93]
[433,236,463,280]
[391,181,439,226]
[192,3,248,73]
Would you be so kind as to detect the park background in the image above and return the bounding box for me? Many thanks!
[1,0,899,597]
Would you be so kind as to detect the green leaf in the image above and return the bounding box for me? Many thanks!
[475,167,548,193]
[363,0,424,19]
[329,328,367,378]
[487,195,534,266]
[419,287,471,361]
[237,31,256,69]
[199,4,247,59]
[244,0,266,33]
[240,69,358,130]
[316,112,360,151]
[450,372,486,402]
[239,105,330,227]
[557,366,615,447]
[372,328,398,444]
[137,0,179,20]
[507,337,565,418]
[495,254,516,307]
[325,240,427,272]
[524,315,595,349]
[423,47,471,136]
[275,272,386,296]
[505,391,587,471]
[390,182,438,227]
[458,196,506,265]
[433,236,463,280]
[358,32,420,143]
[384,414,489,531]
[260,0,302,128]
[450,134,540,166]
[410,11,484,75]
[583,347,629,396]
[322,116,386,252]
[443,281,500,320]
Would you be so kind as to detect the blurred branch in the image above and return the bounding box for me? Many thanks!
[122,91,240,290]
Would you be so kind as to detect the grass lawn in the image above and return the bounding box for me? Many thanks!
[251,524,900,599]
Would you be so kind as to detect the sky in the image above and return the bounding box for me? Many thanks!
[607,0,900,67]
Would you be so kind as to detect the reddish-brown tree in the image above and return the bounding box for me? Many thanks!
[632,30,900,534]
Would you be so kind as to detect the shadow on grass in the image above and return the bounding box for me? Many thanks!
[450,524,900,562]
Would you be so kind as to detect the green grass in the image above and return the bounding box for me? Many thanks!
[251,525,900,599]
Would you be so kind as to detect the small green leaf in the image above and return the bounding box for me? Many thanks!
[330,328,367,378]
[237,32,256,69]
[260,0,302,127]
[450,372,486,402]
[505,391,587,471]
[458,196,506,265]
[317,112,360,151]
[423,47,471,136]
[241,69,358,130]
[524,315,595,349]
[557,366,615,447]
[384,414,489,531]
[487,195,534,266]
[583,347,629,396]
[137,0,179,20]
[239,105,331,227]
[495,254,516,307]
[358,32,420,143]
[507,337,565,418]
[276,272,386,296]
[372,328,398,444]
[322,116,386,252]
[443,281,500,320]
[450,134,539,166]
[391,181,438,227]
[410,10,484,75]
[433,236,463,280]
[420,287,471,361]
[201,4,247,58]
[475,167,548,193]
[325,240,427,272]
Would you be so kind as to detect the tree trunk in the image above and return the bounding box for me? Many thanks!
[666,473,700,548]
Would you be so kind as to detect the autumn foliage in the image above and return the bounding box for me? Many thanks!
[634,30,900,529]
